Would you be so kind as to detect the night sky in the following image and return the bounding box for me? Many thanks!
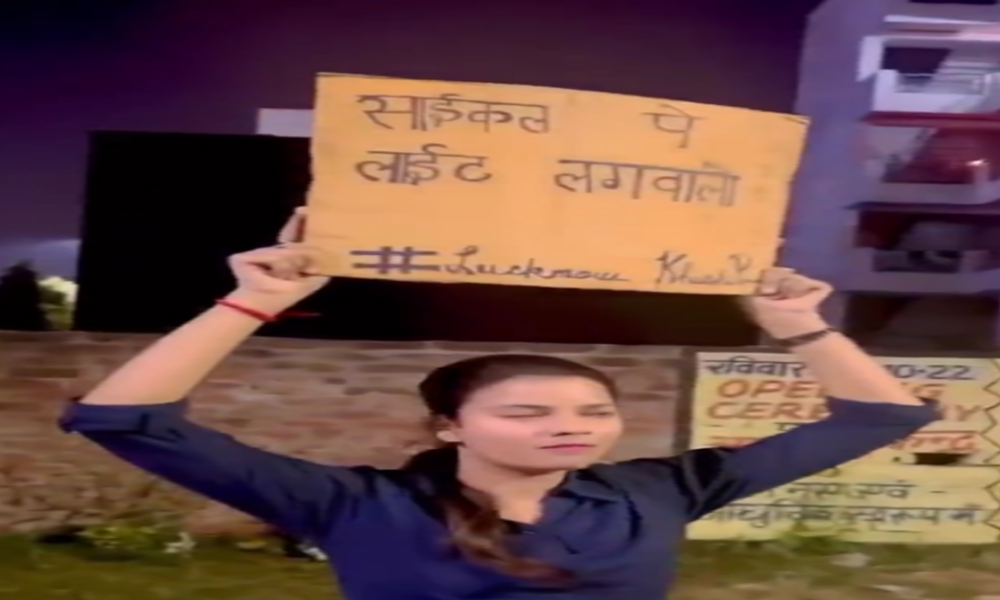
[0,0,821,276]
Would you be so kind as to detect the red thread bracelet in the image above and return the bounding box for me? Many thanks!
[215,298,278,322]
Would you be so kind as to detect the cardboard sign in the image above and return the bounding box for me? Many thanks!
[306,73,808,294]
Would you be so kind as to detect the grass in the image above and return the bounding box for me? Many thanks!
[2,536,999,600]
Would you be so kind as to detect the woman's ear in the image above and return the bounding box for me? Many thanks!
[429,414,461,444]
[436,430,460,444]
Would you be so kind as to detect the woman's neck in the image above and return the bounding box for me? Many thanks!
[457,454,567,501]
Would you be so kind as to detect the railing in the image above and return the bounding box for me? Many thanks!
[895,72,989,95]
[865,121,1000,199]
[873,69,1000,114]
[870,250,969,273]
[880,156,975,184]
[869,152,1000,203]
[968,266,1000,292]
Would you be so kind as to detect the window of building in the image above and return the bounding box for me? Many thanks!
[880,47,951,74]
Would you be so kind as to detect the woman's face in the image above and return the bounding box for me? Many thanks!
[446,375,623,472]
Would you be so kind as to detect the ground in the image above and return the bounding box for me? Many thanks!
[2,537,999,600]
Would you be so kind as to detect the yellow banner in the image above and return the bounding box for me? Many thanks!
[687,351,1000,543]
[306,74,808,294]
[688,464,1000,543]
[692,352,1000,465]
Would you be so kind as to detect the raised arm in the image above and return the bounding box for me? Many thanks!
[654,395,937,520]
[62,214,358,538]
[614,269,939,518]
[78,211,322,408]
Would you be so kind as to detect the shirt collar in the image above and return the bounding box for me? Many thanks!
[404,466,623,502]
[555,469,622,502]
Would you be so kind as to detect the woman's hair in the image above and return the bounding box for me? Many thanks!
[403,353,617,581]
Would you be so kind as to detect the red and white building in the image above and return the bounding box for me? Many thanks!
[788,0,1000,348]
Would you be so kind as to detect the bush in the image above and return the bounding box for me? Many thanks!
[0,458,204,560]
[39,276,76,330]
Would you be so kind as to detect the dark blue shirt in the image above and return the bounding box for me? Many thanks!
[59,397,938,600]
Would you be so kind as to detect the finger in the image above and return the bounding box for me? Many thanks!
[262,246,330,279]
[234,244,324,266]
[780,274,828,299]
[232,248,302,280]
[270,244,330,276]
[277,209,307,244]
[755,267,794,297]
[231,247,285,264]
[274,258,304,280]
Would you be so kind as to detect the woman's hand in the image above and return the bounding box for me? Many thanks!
[225,209,330,313]
[741,267,833,338]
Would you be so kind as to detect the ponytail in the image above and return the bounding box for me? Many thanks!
[404,446,569,582]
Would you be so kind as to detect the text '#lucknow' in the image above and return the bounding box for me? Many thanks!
[348,245,628,284]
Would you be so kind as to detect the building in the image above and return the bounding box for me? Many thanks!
[256,108,313,138]
[789,0,1000,350]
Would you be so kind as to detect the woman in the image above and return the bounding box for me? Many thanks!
[60,213,938,600]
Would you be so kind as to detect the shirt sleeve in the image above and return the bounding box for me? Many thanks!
[59,400,374,540]
[616,397,940,521]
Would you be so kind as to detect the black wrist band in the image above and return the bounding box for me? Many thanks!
[771,327,837,348]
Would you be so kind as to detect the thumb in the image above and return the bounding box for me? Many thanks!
[277,208,307,244]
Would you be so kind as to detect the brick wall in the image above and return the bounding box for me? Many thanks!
[0,331,686,532]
